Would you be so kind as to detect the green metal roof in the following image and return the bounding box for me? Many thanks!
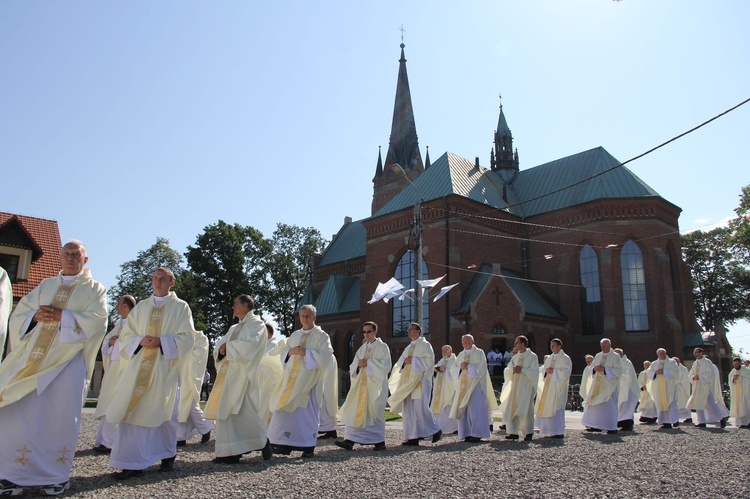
[500,268,566,320]
[511,146,662,217]
[452,264,565,320]
[453,264,494,315]
[374,147,663,219]
[317,219,367,267]
[315,274,360,316]
[320,146,665,268]
[683,331,716,348]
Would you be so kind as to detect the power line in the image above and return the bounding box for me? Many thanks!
[444,96,750,223]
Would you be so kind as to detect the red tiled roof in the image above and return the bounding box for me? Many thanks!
[0,212,62,298]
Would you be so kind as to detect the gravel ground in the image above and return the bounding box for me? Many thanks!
[41,415,750,498]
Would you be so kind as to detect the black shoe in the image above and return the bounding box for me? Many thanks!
[619,420,634,431]
[464,436,482,443]
[176,440,187,447]
[683,418,693,424]
[212,455,241,464]
[373,442,386,451]
[318,430,338,439]
[550,434,565,439]
[93,444,111,454]
[0,479,24,495]
[585,428,602,432]
[401,439,419,446]
[334,439,354,451]
[301,449,315,459]
[696,423,706,428]
[201,431,212,444]
[505,434,519,440]
[606,430,618,435]
[673,422,680,428]
[261,439,272,461]
[660,423,672,429]
[489,424,494,432]
[720,417,728,428]
[113,469,144,480]
[523,434,533,441]
[272,445,292,455]
[159,456,175,472]
[498,424,506,431]
[431,429,442,443]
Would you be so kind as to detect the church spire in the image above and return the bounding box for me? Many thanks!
[424,145,431,170]
[373,146,383,180]
[490,93,519,183]
[385,43,423,173]
[372,41,424,215]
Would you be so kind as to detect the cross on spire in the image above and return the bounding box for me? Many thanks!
[399,24,406,43]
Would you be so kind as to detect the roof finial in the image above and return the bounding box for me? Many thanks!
[399,24,406,45]
[499,91,503,110]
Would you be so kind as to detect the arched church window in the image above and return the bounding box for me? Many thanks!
[392,249,429,336]
[579,244,603,335]
[621,240,649,331]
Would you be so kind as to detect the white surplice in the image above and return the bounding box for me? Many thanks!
[0,270,107,486]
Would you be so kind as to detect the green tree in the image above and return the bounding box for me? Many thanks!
[729,184,750,263]
[682,227,750,331]
[109,236,185,309]
[185,220,272,341]
[266,223,327,336]
[108,237,207,329]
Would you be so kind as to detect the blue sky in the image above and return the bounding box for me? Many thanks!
[2,1,749,354]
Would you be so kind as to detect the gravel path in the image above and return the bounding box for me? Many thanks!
[46,415,750,498]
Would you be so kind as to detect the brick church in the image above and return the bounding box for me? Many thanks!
[304,43,729,375]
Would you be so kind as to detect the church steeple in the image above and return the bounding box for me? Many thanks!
[490,94,519,183]
[372,42,424,215]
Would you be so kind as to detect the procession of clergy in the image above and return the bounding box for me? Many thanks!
[1,241,749,496]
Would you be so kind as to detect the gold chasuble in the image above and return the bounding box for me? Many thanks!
[339,338,391,429]
[388,337,436,414]
[687,357,716,411]
[0,270,107,407]
[499,349,539,422]
[204,313,267,421]
[268,326,333,414]
[584,352,623,407]
[450,346,498,420]
[645,358,678,412]
[106,292,195,427]
[431,354,458,416]
[534,351,572,418]
[729,366,750,420]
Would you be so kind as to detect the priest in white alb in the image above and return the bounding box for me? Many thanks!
[646,348,680,429]
[579,354,594,406]
[614,348,639,432]
[637,360,657,424]
[687,347,729,428]
[728,356,750,428]
[672,357,692,423]
[388,322,442,446]
[450,334,498,442]
[335,321,391,451]
[106,267,196,479]
[499,335,539,441]
[267,304,333,458]
[581,338,623,433]
[176,330,213,446]
[93,295,136,453]
[430,345,459,434]
[204,295,271,463]
[0,240,107,496]
[534,338,571,438]
[317,354,339,439]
